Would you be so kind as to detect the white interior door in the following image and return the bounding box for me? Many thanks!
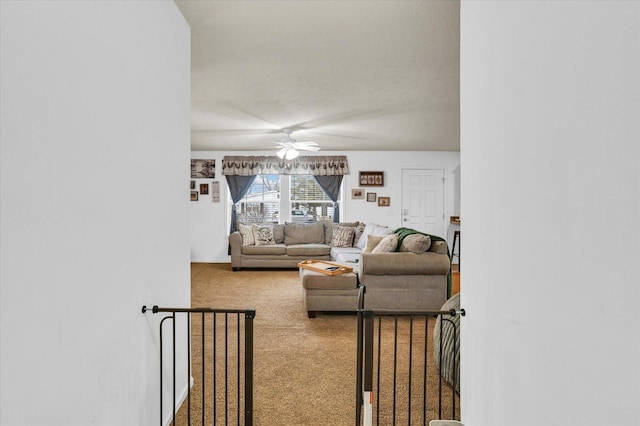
[401,169,445,237]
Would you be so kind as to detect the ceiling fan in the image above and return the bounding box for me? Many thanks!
[274,128,320,160]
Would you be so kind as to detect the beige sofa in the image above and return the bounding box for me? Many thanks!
[229,221,451,312]
[229,221,331,270]
[358,246,450,311]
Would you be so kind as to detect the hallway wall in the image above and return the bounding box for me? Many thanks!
[461,1,639,424]
[0,2,191,424]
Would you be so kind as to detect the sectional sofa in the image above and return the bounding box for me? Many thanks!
[228,221,451,311]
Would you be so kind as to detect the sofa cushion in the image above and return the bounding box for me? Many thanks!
[285,222,325,245]
[399,234,431,253]
[241,244,287,255]
[331,226,356,247]
[372,234,398,253]
[252,224,276,246]
[273,224,285,243]
[238,223,255,246]
[356,223,392,250]
[286,244,331,257]
[330,246,361,261]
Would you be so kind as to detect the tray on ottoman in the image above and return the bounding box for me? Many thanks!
[298,259,353,275]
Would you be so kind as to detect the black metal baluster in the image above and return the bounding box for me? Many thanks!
[201,312,205,426]
[408,315,413,425]
[244,311,255,426]
[236,313,241,426]
[376,315,381,426]
[423,315,428,426]
[225,313,229,425]
[213,313,217,426]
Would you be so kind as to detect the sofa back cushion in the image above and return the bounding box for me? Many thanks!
[430,240,448,255]
[399,234,431,253]
[273,224,285,243]
[284,222,325,245]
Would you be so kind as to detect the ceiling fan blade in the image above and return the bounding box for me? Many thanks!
[292,141,319,147]
[294,144,321,152]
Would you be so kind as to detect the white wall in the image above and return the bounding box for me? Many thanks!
[191,151,460,262]
[461,1,639,425]
[0,2,190,425]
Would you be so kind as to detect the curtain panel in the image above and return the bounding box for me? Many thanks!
[314,175,343,223]
[222,155,349,176]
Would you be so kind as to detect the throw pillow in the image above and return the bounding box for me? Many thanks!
[325,221,359,245]
[399,234,431,253]
[331,226,356,247]
[238,223,255,246]
[252,224,275,246]
[353,222,366,247]
[363,234,386,253]
[356,223,392,250]
[371,234,398,253]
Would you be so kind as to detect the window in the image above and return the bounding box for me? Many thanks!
[234,175,341,223]
[236,175,280,223]
[290,175,335,222]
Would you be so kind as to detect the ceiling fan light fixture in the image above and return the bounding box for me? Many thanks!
[285,148,299,160]
[273,129,318,159]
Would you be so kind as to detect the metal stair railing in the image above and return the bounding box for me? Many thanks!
[355,287,465,426]
[142,305,255,426]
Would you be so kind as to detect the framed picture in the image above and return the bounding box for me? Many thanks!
[359,171,384,186]
[211,181,220,202]
[378,196,390,206]
[190,191,199,201]
[367,192,377,202]
[191,159,216,178]
[200,183,209,195]
[352,188,364,199]
[190,180,196,190]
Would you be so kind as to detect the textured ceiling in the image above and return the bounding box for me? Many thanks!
[175,0,460,152]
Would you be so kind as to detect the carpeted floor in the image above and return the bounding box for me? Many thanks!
[176,263,459,425]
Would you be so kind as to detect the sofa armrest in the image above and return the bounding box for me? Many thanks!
[360,252,450,275]
[229,231,243,268]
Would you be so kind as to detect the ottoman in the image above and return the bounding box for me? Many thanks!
[300,267,359,318]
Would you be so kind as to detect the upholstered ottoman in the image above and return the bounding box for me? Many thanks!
[300,268,359,318]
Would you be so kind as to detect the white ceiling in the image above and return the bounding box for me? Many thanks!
[175,0,460,152]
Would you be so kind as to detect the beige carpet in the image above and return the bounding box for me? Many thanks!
[176,263,459,425]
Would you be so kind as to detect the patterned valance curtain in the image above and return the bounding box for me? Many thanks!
[222,156,349,176]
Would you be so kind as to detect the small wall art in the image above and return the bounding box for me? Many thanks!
[352,188,364,199]
[359,171,384,186]
[190,191,199,201]
[367,192,377,202]
[191,159,216,178]
[200,183,209,195]
[378,196,390,207]
[211,181,220,202]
